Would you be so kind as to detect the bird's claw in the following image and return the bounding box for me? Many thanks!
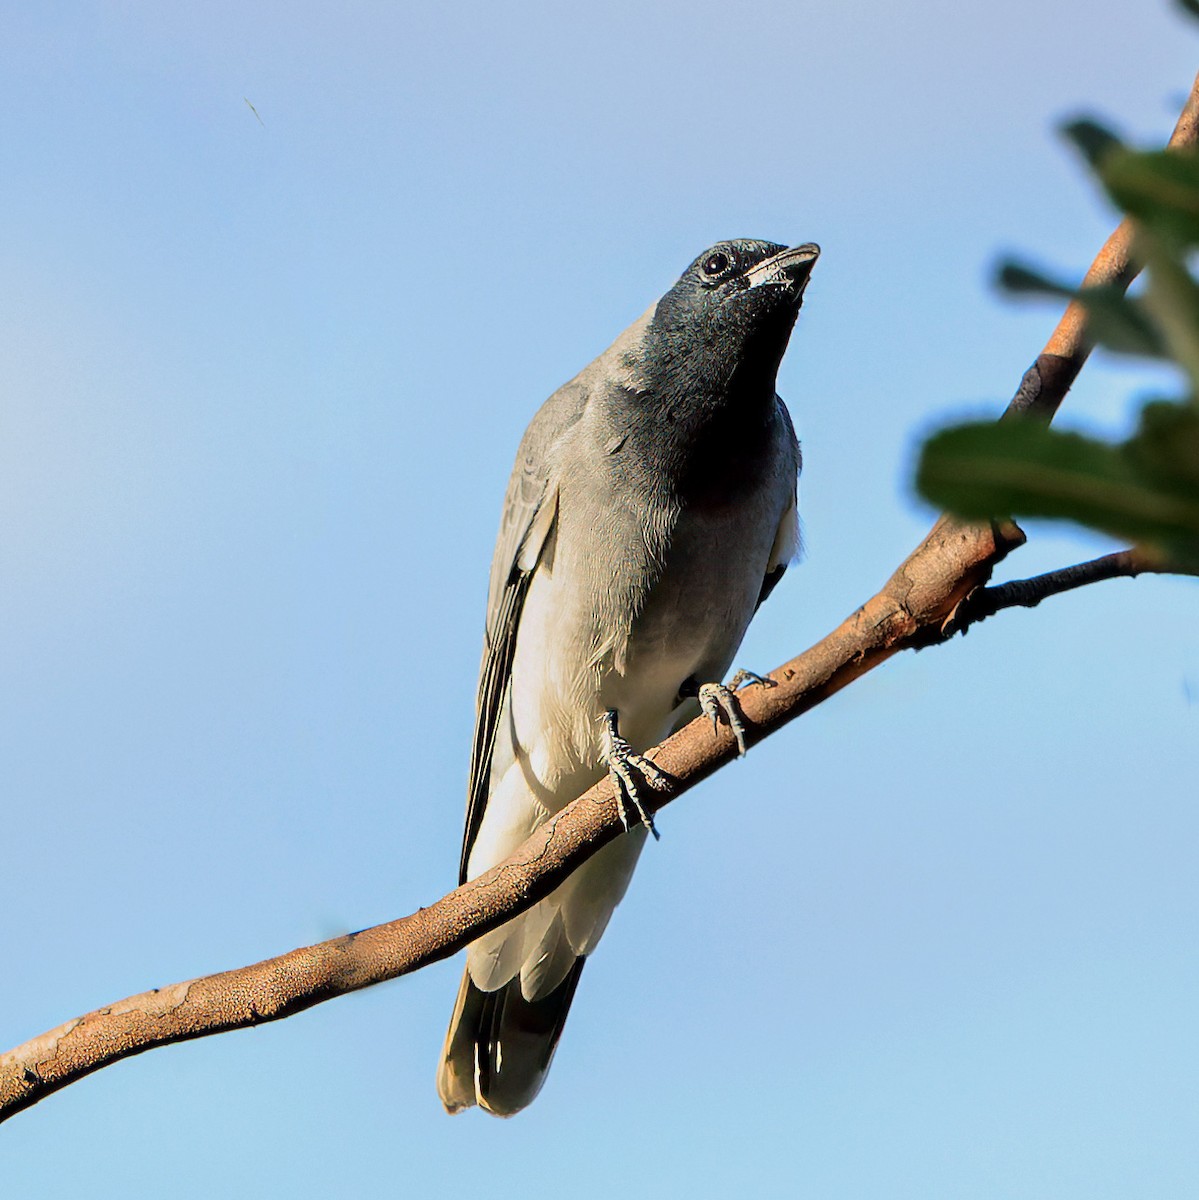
[602,710,667,840]
[727,668,773,692]
[697,683,748,756]
[697,669,775,757]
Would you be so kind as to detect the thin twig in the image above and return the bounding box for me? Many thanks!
[947,547,1198,633]
[4,70,1199,1128]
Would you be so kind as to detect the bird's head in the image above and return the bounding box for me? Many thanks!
[645,239,820,401]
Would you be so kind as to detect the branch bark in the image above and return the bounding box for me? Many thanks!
[4,71,1199,1127]
[949,548,1199,632]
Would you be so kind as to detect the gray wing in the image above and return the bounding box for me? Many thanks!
[458,382,587,883]
[755,395,802,611]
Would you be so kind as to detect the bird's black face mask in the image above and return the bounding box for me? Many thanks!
[647,239,820,403]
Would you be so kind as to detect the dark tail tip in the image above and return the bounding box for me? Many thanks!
[437,959,586,1117]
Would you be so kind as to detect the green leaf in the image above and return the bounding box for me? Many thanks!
[995,258,1168,359]
[1102,147,1199,245]
[1176,0,1199,23]
[1136,227,1199,386]
[994,260,1073,298]
[1061,117,1124,171]
[916,418,1199,566]
[1075,284,1169,358]
[1127,400,1199,491]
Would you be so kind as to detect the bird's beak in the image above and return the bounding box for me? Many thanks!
[745,243,821,295]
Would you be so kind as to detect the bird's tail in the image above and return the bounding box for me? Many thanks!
[436,958,585,1117]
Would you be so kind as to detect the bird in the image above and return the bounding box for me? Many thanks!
[436,238,820,1116]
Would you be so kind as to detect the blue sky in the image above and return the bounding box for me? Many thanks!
[3,3,1197,1195]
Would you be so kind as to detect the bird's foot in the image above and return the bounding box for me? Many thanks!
[602,709,668,840]
[727,668,774,692]
[688,669,775,757]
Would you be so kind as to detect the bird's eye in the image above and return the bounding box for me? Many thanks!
[702,251,731,277]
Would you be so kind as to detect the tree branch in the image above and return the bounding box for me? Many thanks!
[4,70,1199,1129]
[1004,70,1199,424]
[946,547,1199,633]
